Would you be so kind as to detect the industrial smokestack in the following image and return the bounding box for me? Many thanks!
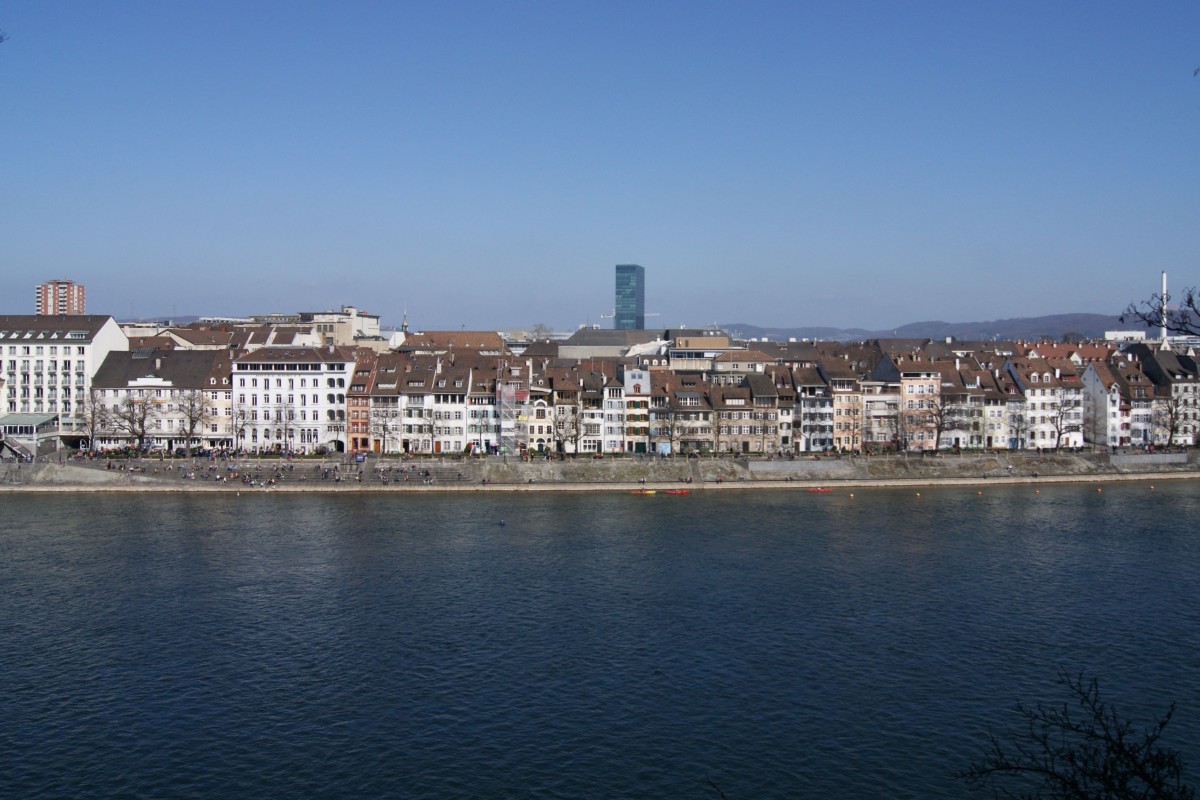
[1161,271,1169,344]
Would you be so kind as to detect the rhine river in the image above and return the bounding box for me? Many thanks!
[2,482,1199,799]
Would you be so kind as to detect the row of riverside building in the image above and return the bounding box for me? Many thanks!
[1,308,1198,458]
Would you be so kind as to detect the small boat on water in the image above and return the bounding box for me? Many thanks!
[663,489,690,495]
[630,489,656,495]
[807,487,832,493]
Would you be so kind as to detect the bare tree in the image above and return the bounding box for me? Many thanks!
[405,407,433,454]
[961,672,1195,799]
[930,393,968,450]
[675,408,708,455]
[651,403,683,456]
[554,402,584,456]
[1007,403,1031,450]
[231,409,250,453]
[1048,393,1083,450]
[712,408,729,454]
[1084,391,1108,450]
[1152,392,1186,447]
[755,408,776,454]
[370,405,401,455]
[861,399,898,454]
[893,406,917,452]
[1122,288,1200,339]
[176,389,213,456]
[111,394,157,452]
[279,402,297,454]
[77,389,111,453]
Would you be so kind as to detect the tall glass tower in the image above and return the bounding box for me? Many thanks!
[614,264,645,330]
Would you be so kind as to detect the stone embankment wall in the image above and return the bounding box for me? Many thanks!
[2,450,1197,491]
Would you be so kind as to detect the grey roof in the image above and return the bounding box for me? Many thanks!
[563,328,663,346]
[0,315,115,341]
[93,349,232,390]
[792,366,828,387]
[0,413,59,426]
[520,340,561,358]
[235,346,357,363]
[744,372,779,396]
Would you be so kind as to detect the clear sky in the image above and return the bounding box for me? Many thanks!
[2,1,1197,332]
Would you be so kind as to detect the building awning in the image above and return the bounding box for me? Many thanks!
[0,413,59,432]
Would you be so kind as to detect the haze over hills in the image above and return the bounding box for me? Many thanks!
[128,311,1156,342]
[722,313,1149,343]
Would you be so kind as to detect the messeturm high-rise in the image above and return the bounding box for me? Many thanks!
[614,264,645,330]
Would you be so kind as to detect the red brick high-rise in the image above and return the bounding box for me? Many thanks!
[35,279,86,315]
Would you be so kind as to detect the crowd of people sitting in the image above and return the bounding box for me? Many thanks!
[92,455,463,489]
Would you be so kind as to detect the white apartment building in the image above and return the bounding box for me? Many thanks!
[1005,358,1085,449]
[92,349,233,452]
[0,315,128,447]
[233,346,355,454]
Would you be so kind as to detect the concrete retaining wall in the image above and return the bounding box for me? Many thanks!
[4,450,1199,492]
[1110,453,1188,467]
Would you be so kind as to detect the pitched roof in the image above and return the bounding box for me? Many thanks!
[0,315,116,342]
[401,331,507,354]
[92,349,232,390]
[235,346,357,364]
[563,328,663,347]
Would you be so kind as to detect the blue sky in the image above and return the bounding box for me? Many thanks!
[2,1,1197,331]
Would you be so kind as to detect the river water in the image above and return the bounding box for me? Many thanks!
[2,482,1199,799]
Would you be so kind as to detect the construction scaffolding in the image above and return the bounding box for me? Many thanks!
[497,384,528,454]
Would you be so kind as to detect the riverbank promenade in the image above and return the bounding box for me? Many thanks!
[2,450,1197,493]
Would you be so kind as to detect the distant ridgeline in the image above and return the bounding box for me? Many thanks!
[726,313,1140,343]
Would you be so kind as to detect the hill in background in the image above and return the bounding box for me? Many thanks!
[723,313,1144,343]
[129,311,1149,343]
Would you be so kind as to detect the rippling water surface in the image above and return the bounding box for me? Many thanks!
[3,482,1199,798]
